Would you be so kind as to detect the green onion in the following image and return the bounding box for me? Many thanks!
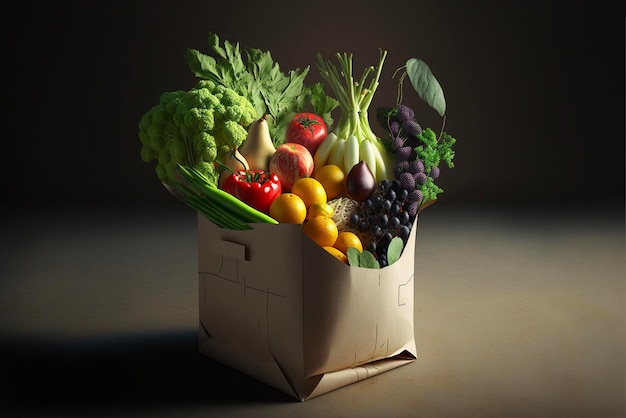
[173,164,279,228]
[173,179,250,229]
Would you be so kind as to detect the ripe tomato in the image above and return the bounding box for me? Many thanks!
[285,113,328,156]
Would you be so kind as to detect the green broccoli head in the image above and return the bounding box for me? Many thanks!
[138,81,257,186]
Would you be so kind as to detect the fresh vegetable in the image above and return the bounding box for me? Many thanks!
[285,112,328,156]
[185,33,338,146]
[138,80,257,186]
[313,132,338,169]
[238,114,276,172]
[314,50,393,182]
[345,160,377,202]
[173,164,278,229]
[221,169,282,214]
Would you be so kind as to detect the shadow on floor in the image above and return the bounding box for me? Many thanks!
[1,330,296,416]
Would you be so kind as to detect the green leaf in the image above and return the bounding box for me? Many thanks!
[347,247,361,267]
[387,237,404,266]
[405,58,446,117]
[359,250,380,269]
[376,106,395,132]
[306,82,339,129]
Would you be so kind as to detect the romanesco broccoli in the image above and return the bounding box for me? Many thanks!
[138,79,257,186]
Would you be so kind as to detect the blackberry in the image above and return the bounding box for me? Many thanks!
[396,104,415,123]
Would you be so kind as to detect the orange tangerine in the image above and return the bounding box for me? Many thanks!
[333,231,363,255]
[323,246,348,264]
[302,215,338,247]
[306,201,334,220]
[291,177,327,209]
[313,164,345,200]
[269,193,307,224]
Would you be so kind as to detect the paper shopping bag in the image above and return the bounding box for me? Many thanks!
[197,214,417,401]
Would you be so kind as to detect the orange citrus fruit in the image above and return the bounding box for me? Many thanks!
[333,231,363,255]
[314,164,346,200]
[302,215,338,247]
[269,193,307,224]
[323,246,348,264]
[291,177,327,209]
[306,201,334,220]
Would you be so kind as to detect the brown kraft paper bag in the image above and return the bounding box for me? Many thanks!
[197,214,418,400]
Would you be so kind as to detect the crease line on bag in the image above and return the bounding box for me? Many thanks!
[398,273,414,306]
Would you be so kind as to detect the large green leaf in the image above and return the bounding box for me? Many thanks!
[386,237,404,266]
[405,58,446,117]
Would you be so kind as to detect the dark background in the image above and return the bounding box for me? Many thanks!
[2,0,624,209]
[1,2,624,415]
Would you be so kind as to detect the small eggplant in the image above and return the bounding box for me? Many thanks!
[345,160,377,202]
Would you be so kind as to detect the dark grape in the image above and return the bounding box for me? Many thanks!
[390,202,401,215]
[349,178,419,267]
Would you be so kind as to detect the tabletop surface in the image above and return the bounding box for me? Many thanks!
[1,202,624,417]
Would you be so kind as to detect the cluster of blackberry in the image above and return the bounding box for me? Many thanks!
[385,103,441,218]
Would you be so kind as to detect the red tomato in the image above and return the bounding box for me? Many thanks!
[285,113,328,156]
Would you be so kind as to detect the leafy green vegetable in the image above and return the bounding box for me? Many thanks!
[316,50,387,143]
[386,237,404,266]
[405,58,446,117]
[185,32,338,145]
[414,128,456,204]
[138,79,257,186]
[173,164,278,229]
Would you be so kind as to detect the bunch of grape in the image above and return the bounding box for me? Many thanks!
[385,104,441,218]
[348,179,418,267]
